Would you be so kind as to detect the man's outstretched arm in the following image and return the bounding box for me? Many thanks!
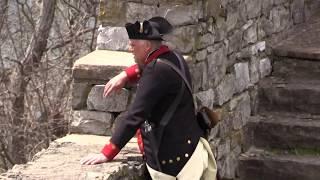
[103,65,140,97]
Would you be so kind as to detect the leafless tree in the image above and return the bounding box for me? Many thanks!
[0,0,99,169]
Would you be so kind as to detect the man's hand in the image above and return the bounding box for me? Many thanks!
[103,71,128,97]
[80,153,109,165]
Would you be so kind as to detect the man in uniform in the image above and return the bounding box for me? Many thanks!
[81,16,217,180]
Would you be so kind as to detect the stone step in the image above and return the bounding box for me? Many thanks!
[246,112,320,150]
[238,148,320,180]
[272,56,320,80]
[258,77,320,114]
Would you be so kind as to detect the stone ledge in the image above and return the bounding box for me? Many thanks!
[72,50,135,82]
[0,134,143,180]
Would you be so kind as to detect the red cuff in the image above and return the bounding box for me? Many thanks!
[125,64,140,82]
[101,141,120,160]
[136,129,144,155]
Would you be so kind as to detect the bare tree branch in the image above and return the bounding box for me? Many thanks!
[10,0,57,164]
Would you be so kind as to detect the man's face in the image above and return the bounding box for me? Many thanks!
[129,39,151,66]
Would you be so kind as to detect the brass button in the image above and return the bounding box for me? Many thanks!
[161,160,166,165]
[176,157,181,161]
[169,159,173,164]
[187,140,191,144]
[185,153,189,158]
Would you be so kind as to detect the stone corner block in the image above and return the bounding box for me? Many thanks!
[87,85,130,112]
[72,50,135,81]
[70,110,114,136]
[72,82,93,110]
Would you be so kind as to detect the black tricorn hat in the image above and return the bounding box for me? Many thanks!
[125,16,173,40]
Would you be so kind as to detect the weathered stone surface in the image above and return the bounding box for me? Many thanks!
[96,26,129,51]
[226,5,239,32]
[99,0,127,26]
[239,148,320,180]
[207,43,227,88]
[242,21,257,47]
[204,0,225,20]
[197,33,215,49]
[248,112,320,150]
[261,6,291,36]
[291,0,305,24]
[70,110,113,135]
[72,50,134,82]
[227,30,242,54]
[194,88,216,109]
[0,134,142,180]
[273,57,320,80]
[261,0,274,16]
[72,82,92,110]
[215,74,236,106]
[126,3,157,22]
[189,61,206,92]
[249,56,260,84]
[217,139,231,160]
[164,25,197,54]
[87,85,130,112]
[220,153,237,179]
[224,91,251,131]
[195,49,207,62]
[245,0,262,19]
[234,62,250,93]
[259,77,320,114]
[259,57,271,78]
[165,3,203,26]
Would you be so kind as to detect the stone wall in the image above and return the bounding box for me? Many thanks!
[70,0,320,179]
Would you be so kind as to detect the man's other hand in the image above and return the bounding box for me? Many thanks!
[80,153,109,165]
[103,71,128,97]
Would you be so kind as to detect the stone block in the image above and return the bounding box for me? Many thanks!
[71,82,92,110]
[189,61,206,92]
[227,30,242,54]
[249,56,260,84]
[214,74,236,106]
[72,50,134,82]
[262,0,274,16]
[87,85,130,112]
[234,62,250,93]
[242,21,257,47]
[142,0,193,5]
[96,26,129,51]
[226,4,239,32]
[245,0,262,19]
[262,6,291,35]
[197,33,215,50]
[195,49,207,62]
[204,0,225,20]
[291,0,305,24]
[259,57,271,78]
[207,43,227,88]
[126,3,157,22]
[217,138,231,160]
[70,110,113,135]
[227,91,251,126]
[194,88,216,109]
[165,3,203,26]
[99,0,127,26]
[164,25,197,54]
[220,153,237,179]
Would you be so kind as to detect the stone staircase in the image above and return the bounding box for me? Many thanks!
[239,14,320,180]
